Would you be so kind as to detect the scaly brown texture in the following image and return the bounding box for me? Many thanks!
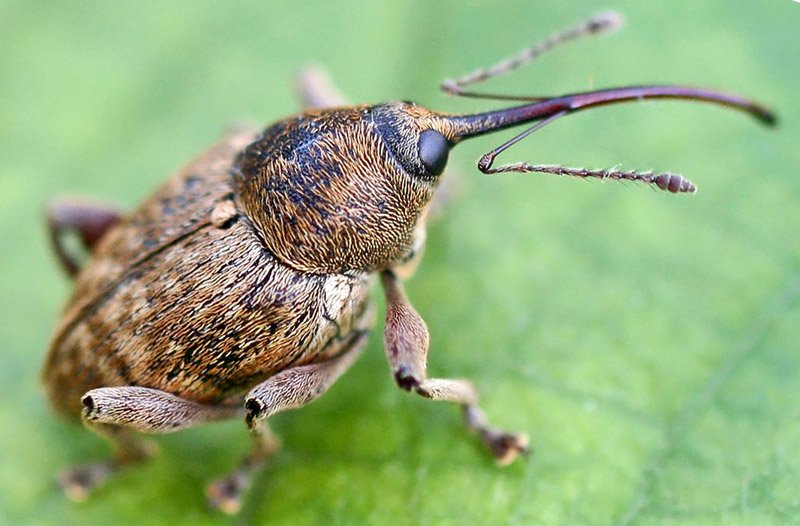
[43,127,374,417]
[234,104,454,274]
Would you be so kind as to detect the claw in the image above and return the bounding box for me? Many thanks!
[393,366,421,391]
[245,398,266,425]
[206,475,248,515]
[58,463,112,502]
[489,432,530,466]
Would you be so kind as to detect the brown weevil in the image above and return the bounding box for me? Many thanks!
[42,12,775,514]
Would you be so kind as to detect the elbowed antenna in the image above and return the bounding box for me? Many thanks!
[435,11,777,193]
[440,85,776,193]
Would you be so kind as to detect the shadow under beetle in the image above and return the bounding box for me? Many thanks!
[42,12,775,514]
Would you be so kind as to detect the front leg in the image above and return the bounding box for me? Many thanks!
[381,270,529,465]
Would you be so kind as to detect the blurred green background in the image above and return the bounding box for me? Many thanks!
[1,1,798,524]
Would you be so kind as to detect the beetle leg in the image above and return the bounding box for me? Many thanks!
[59,386,242,502]
[381,270,530,465]
[295,65,348,109]
[46,197,121,278]
[206,330,368,515]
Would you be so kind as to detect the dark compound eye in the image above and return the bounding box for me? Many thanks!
[417,129,449,176]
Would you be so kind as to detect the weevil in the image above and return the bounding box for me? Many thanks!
[42,12,775,513]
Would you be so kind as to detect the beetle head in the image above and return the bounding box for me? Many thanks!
[234,103,456,274]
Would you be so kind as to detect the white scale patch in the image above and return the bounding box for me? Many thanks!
[322,274,352,320]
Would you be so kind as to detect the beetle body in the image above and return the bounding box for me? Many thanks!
[42,13,774,514]
[44,126,376,416]
[45,101,452,415]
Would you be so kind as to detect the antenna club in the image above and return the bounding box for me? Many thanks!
[588,11,625,34]
[654,173,696,193]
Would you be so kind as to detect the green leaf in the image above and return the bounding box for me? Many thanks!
[1,1,797,524]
